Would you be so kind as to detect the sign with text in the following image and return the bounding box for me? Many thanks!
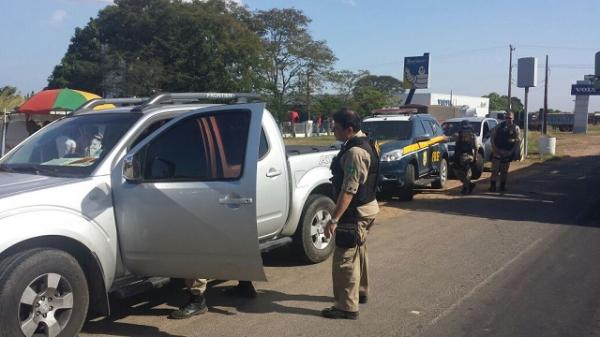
[403,53,430,89]
[571,84,600,96]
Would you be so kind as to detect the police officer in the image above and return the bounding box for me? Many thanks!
[453,120,479,194]
[490,111,521,192]
[170,279,256,319]
[322,108,379,320]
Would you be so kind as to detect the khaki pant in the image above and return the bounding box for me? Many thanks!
[186,278,207,296]
[491,157,510,184]
[332,218,374,312]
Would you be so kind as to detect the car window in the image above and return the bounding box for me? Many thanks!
[442,121,482,136]
[259,128,269,160]
[413,120,427,137]
[142,110,250,181]
[421,120,434,136]
[430,120,441,136]
[2,113,141,178]
[362,121,412,140]
[482,122,491,139]
[488,119,498,129]
[130,118,173,149]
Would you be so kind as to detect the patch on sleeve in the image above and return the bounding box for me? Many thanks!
[345,164,358,178]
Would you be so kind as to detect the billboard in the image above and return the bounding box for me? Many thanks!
[571,84,600,96]
[517,57,537,88]
[403,53,430,89]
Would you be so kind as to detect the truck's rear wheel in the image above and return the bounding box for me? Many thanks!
[0,249,89,337]
[295,194,336,263]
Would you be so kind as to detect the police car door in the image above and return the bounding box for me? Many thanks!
[112,103,266,281]
[425,120,444,172]
[415,120,434,175]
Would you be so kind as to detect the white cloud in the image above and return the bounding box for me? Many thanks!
[341,0,356,6]
[49,9,67,25]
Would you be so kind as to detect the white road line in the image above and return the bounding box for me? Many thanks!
[421,225,561,333]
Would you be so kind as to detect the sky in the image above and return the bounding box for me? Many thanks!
[1,0,599,112]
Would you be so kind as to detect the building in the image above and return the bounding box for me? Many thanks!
[398,92,490,117]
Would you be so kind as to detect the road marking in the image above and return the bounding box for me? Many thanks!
[422,226,560,332]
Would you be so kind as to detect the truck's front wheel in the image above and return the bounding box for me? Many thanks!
[0,248,89,337]
[295,194,336,263]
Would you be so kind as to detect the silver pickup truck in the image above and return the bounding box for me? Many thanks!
[0,93,338,337]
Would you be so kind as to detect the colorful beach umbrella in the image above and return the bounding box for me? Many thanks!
[17,89,112,114]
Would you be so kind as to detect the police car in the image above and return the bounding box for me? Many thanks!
[362,109,449,201]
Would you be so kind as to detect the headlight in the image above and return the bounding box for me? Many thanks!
[380,149,403,162]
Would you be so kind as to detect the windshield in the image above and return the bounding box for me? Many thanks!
[441,121,481,136]
[1,113,141,177]
[362,121,412,141]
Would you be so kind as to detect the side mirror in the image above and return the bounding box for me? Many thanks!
[123,153,142,183]
[414,135,431,143]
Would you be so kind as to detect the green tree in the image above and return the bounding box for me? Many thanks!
[254,8,336,120]
[0,86,25,113]
[48,0,264,97]
[354,74,403,97]
[351,87,394,116]
[483,92,523,112]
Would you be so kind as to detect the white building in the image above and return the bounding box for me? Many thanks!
[398,92,490,117]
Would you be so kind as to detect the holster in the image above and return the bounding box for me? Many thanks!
[335,208,363,248]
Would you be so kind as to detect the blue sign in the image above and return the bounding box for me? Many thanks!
[571,84,600,95]
[403,53,430,89]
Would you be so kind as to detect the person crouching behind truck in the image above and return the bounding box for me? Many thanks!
[453,120,479,194]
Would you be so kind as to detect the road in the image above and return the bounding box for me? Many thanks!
[81,154,600,337]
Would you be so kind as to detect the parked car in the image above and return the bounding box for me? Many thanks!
[441,117,498,179]
[0,93,339,336]
[362,112,449,201]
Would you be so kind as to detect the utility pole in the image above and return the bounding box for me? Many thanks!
[543,54,549,135]
[507,45,515,112]
[305,69,311,137]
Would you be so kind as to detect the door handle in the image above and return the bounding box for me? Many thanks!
[219,196,254,205]
[266,168,282,178]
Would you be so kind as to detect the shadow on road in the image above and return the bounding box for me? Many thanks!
[82,279,330,336]
[382,155,600,226]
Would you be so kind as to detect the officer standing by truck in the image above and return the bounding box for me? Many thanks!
[453,120,479,194]
[322,108,379,320]
[490,111,521,192]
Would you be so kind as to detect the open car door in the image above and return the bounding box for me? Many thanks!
[111,103,266,281]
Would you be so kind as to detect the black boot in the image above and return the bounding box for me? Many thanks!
[223,281,257,298]
[489,181,496,192]
[500,182,506,192]
[169,294,208,319]
[461,186,468,194]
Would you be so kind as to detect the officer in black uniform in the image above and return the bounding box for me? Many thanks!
[490,111,521,192]
[453,120,479,194]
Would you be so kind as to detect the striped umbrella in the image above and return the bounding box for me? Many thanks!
[16,89,112,114]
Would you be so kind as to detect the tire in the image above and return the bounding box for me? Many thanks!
[294,194,336,263]
[398,164,415,201]
[431,158,448,189]
[0,248,89,337]
[471,152,484,180]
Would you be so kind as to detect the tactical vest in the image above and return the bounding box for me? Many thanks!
[330,136,379,222]
[494,122,518,151]
[455,130,475,155]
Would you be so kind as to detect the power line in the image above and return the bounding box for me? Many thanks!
[518,44,598,51]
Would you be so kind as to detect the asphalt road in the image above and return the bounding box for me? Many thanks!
[81,154,600,337]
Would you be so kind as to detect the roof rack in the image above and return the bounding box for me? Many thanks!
[132,92,262,112]
[371,104,428,117]
[74,97,149,114]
